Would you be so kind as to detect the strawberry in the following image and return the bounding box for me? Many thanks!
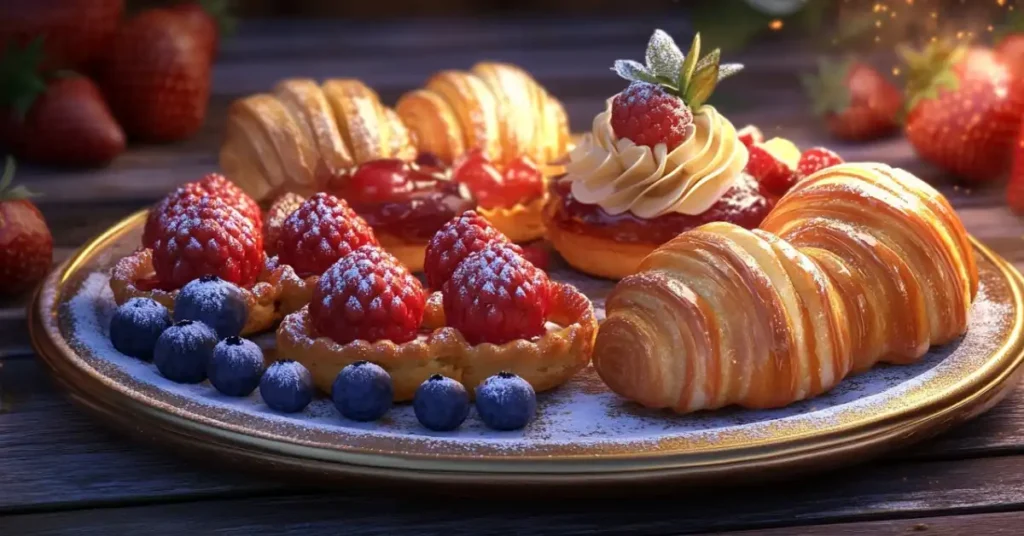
[802,58,902,142]
[610,30,742,150]
[0,158,53,295]
[996,11,1024,76]
[0,0,123,71]
[1006,116,1024,213]
[796,147,844,178]
[101,8,211,142]
[737,125,764,148]
[901,41,1024,183]
[0,40,125,167]
[746,144,796,196]
[169,1,235,61]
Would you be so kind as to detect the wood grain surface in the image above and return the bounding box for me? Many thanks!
[3,15,1024,535]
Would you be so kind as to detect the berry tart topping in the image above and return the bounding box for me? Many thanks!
[442,243,551,345]
[475,371,537,431]
[452,148,507,209]
[796,147,845,179]
[275,192,379,278]
[331,361,394,422]
[501,154,545,207]
[610,31,743,150]
[153,319,218,384]
[208,336,265,397]
[747,144,797,197]
[263,191,306,256]
[414,152,447,172]
[109,297,172,360]
[423,210,521,290]
[413,374,470,432]
[736,124,764,148]
[173,275,248,339]
[151,196,264,289]
[310,245,426,345]
[345,159,417,204]
[143,173,262,249]
[260,360,314,413]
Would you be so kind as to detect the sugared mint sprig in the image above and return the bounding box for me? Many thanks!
[612,30,743,109]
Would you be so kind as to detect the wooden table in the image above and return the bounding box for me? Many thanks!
[4,16,1024,535]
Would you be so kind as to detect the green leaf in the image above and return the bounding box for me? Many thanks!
[717,63,744,82]
[4,185,37,200]
[0,37,49,119]
[686,58,721,109]
[0,156,14,193]
[677,33,701,93]
[694,48,720,74]
[645,29,684,80]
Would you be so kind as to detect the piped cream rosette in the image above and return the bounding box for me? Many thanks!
[565,100,749,219]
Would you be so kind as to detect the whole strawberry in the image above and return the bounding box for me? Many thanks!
[802,58,902,142]
[151,197,263,289]
[610,30,743,150]
[0,40,125,167]
[101,9,211,142]
[443,243,550,345]
[310,245,426,345]
[0,0,123,71]
[901,42,1024,183]
[1006,116,1024,213]
[169,1,235,61]
[0,158,53,295]
[996,11,1024,76]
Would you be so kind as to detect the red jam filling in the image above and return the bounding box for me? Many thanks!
[546,172,776,245]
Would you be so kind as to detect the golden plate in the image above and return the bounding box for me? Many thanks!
[29,210,1024,490]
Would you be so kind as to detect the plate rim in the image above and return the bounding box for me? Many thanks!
[28,209,1024,487]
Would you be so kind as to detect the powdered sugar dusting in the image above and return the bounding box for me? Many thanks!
[62,257,1015,456]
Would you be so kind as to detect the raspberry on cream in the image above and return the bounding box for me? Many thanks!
[565,101,749,219]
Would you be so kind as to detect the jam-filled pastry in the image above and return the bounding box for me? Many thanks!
[547,30,824,280]
[111,177,282,335]
[277,213,596,401]
[593,162,978,413]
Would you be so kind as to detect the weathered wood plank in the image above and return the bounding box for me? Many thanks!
[6,455,1024,535]
[702,511,1024,536]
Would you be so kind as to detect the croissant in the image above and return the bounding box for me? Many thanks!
[220,63,569,203]
[592,163,978,412]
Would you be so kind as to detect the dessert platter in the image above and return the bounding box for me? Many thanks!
[29,30,1024,488]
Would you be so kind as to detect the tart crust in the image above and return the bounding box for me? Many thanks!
[479,194,548,243]
[109,249,316,335]
[276,282,598,401]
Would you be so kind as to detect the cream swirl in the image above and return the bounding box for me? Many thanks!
[565,100,749,218]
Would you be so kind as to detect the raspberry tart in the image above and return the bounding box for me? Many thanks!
[276,212,597,401]
[546,31,824,279]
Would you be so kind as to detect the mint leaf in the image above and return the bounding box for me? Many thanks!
[611,59,657,84]
[645,29,684,80]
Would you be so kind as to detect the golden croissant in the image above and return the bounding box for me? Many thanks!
[593,163,978,413]
[220,63,569,203]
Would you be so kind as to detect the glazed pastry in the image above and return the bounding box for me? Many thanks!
[593,162,978,412]
[220,63,569,207]
[546,30,808,280]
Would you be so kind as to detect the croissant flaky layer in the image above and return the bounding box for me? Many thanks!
[220,63,570,202]
[593,163,979,413]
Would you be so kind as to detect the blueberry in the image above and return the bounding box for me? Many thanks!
[474,371,537,431]
[413,374,469,431]
[208,336,265,397]
[173,275,248,339]
[153,320,218,384]
[109,297,172,360]
[259,360,314,413]
[331,361,393,422]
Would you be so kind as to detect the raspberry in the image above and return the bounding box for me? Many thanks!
[442,243,550,345]
[275,193,378,278]
[151,197,264,289]
[263,192,306,256]
[502,154,545,206]
[796,147,844,178]
[747,144,797,197]
[610,81,693,151]
[310,245,426,345]
[423,211,521,290]
[452,149,510,209]
[737,124,764,148]
[143,173,262,249]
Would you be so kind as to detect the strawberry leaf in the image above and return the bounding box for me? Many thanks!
[802,57,853,116]
[0,156,13,193]
[677,33,702,94]
[0,37,49,120]
[0,156,36,200]
[200,0,238,37]
[645,29,684,80]
[612,59,657,84]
